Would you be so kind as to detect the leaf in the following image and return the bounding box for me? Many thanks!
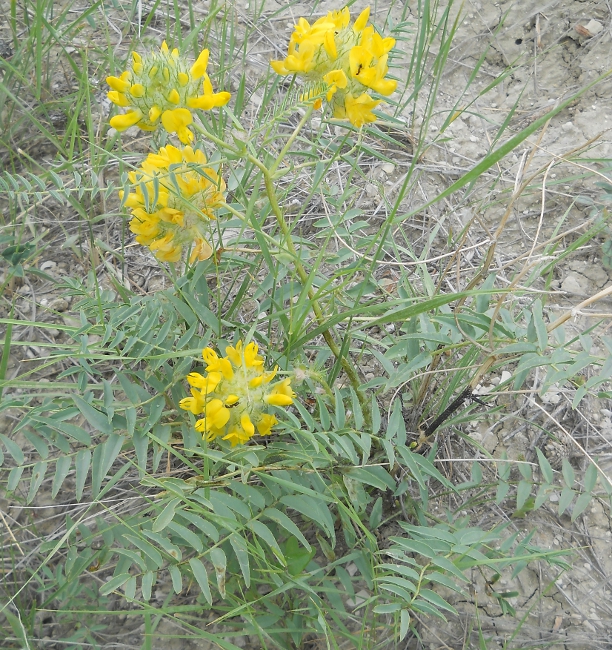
[0,433,25,464]
[141,571,155,601]
[52,456,72,498]
[178,511,219,543]
[571,492,593,522]
[262,508,311,551]
[248,520,285,565]
[166,521,204,553]
[284,536,315,576]
[100,573,131,596]
[536,448,553,484]
[561,458,575,488]
[558,486,575,516]
[379,576,417,594]
[72,395,112,435]
[229,533,250,587]
[27,461,47,504]
[400,609,411,641]
[169,565,183,594]
[378,563,420,582]
[396,445,427,491]
[369,497,383,529]
[418,588,458,614]
[188,558,212,605]
[75,448,91,501]
[583,463,598,493]
[123,534,163,568]
[280,495,335,539]
[153,498,181,532]
[209,547,227,598]
[347,465,396,491]
[516,480,532,511]
[7,466,24,491]
[389,537,436,558]
[91,434,124,498]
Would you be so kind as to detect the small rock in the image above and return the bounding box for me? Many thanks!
[40,260,57,271]
[561,273,585,294]
[584,19,604,36]
[561,122,574,132]
[365,182,378,197]
[48,297,69,312]
[549,493,559,503]
[381,162,395,175]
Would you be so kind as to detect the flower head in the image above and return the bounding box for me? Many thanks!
[120,144,226,263]
[179,341,295,446]
[107,41,230,143]
[271,6,397,127]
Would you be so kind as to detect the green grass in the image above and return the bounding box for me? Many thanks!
[1,0,611,648]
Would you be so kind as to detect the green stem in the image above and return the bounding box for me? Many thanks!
[260,141,371,428]
[194,111,371,427]
[269,105,314,177]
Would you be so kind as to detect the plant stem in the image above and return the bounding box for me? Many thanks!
[259,118,372,428]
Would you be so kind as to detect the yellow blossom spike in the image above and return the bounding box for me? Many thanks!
[132,51,142,63]
[270,4,394,126]
[133,62,143,75]
[178,72,189,86]
[121,144,225,263]
[167,88,180,104]
[161,41,169,53]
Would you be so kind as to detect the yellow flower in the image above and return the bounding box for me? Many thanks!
[121,144,226,264]
[270,5,396,127]
[179,340,295,446]
[107,41,230,143]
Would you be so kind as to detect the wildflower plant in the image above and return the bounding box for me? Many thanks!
[3,1,612,649]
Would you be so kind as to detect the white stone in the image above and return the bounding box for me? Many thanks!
[584,19,604,36]
[561,122,574,132]
[561,273,584,294]
[381,163,395,175]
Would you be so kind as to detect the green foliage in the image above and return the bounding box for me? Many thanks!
[1,0,611,647]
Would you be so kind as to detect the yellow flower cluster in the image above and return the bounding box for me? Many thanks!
[107,41,230,144]
[271,6,396,127]
[180,341,295,446]
[121,145,225,263]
